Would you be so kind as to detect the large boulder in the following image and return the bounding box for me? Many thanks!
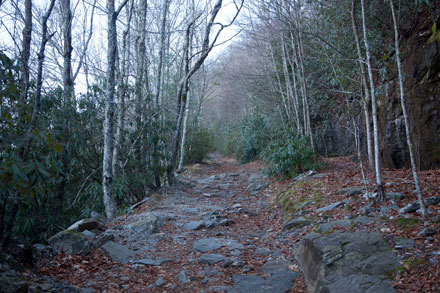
[67,218,105,233]
[294,230,401,293]
[48,231,91,255]
[125,214,159,235]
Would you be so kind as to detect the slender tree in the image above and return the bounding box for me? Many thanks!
[19,0,32,103]
[389,0,427,217]
[103,0,128,219]
[360,0,385,202]
[351,0,373,170]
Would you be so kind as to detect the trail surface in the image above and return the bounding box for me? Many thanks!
[38,155,301,292]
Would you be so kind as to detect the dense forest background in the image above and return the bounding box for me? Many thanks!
[0,0,439,246]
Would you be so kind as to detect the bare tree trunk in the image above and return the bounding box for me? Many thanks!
[351,0,374,170]
[360,0,385,202]
[294,2,315,152]
[103,0,128,219]
[134,0,147,174]
[113,0,133,177]
[178,90,190,172]
[19,0,32,104]
[61,0,74,101]
[288,30,303,135]
[389,0,427,217]
[281,33,298,131]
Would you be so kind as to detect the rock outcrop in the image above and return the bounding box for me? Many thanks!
[294,230,401,293]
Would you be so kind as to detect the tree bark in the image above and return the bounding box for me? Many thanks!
[389,0,427,217]
[360,0,385,202]
[61,0,74,102]
[103,0,128,219]
[113,0,133,177]
[19,0,32,104]
[351,0,374,170]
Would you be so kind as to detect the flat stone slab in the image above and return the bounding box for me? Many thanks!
[198,254,226,264]
[102,241,136,264]
[229,261,299,293]
[133,257,172,266]
[316,201,342,213]
[184,221,205,230]
[193,238,244,253]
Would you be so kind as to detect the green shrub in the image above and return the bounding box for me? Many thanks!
[261,135,319,179]
[185,126,214,164]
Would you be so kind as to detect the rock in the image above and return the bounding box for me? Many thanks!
[133,257,171,266]
[81,230,96,240]
[230,260,299,293]
[316,202,342,213]
[256,247,271,256]
[385,192,405,201]
[193,238,244,253]
[177,270,191,284]
[243,265,254,273]
[126,215,159,234]
[67,218,105,232]
[393,237,415,250]
[294,170,316,182]
[380,205,399,215]
[173,235,187,245]
[283,217,311,231]
[232,203,242,209]
[156,277,166,287]
[219,219,232,226]
[93,231,114,248]
[246,182,269,192]
[184,221,205,230]
[419,228,437,237]
[90,211,107,224]
[131,263,147,273]
[399,196,440,213]
[336,187,363,197]
[48,231,91,255]
[294,230,401,293]
[0,271,29,293]
[33,243,57,259]
[198,254,225,265]
[101,241,136,263]
[193,238,223,253]
[353,216,374,225]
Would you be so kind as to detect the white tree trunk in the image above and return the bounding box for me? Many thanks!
[360,0,385,202]
[103,0,120,219]
[389,0,427,217]
[178,92,190,172]
[61,0,74,102]
[351,0,374,170]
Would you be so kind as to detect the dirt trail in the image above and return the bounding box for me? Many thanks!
[38,156,301,292]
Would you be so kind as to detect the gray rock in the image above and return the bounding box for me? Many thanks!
[283,216,311,231]
[156,277,166,287]
[101,241,136,263]
[246,182,269,192]
[184,221,205,230]
[193,238,244,253]
[294,170,316,182]
[48,231,91,255]
[90,211,107,224]
[353,216,374,225]
[316,202,342,213]
[230,260,299,293]
[380,205,399,215]
[133,257,171,266]
[294,230,400,293]
[393,237,415,249]
[126,214,159,234]
[256,247,271,256]
[385,192,405,201]
[198,254,225,264]
[419,228,437,237]
[173,235,187,245]
[177,270,191,284]
[0,271,29,293]
[399,196,440,213]
[67,218,105,232]
[81,230,96,240]
[336,187,363,197]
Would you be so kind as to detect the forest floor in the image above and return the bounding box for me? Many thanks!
[30,154,440,292]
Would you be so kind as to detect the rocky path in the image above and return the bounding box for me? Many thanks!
[36,156,301,292]
[26,155,440,292]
